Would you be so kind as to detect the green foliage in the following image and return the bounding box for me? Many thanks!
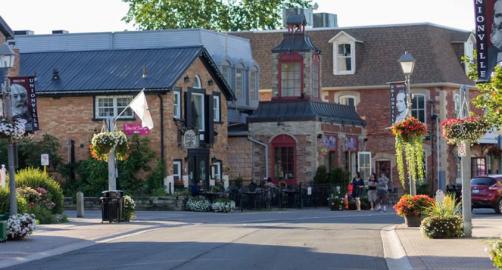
[15,168,64,214]
[420,216,463,239]
[314,165,329,184]
[30,205,55,224]
[0,188,28,214]
[463,55,502,128]
[328,168,350,194]
[489,238,502,269]
[0,134,63,171]
[186,196,211,212]
[425,194,460,218]
[145,161,165,195]
[123,195,136,221]
[122,0,313,31]
[73,157,108,197]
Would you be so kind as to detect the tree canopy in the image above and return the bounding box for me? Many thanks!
[122,0,313,31]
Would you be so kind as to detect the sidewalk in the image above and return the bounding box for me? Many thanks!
[394,212,501,270]
[0,213,187,269]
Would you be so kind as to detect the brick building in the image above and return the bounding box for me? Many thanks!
[234,23,502,191]
[235,15,366,186]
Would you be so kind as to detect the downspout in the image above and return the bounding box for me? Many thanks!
[248,136,269,179]
[158,93,165,178]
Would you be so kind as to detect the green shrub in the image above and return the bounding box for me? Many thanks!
[420,216,463,239]
[145,161,165,195]
[314,165,329,184]
[425,194,460,218]
[186,196,211,212]
[329,168,350,194]
[123,195,136,221]
[15,168,64,214]
[0,188,28,214]
[30,205,55,224]
[489,238,502,269]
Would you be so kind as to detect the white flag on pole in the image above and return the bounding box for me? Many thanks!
[129,90,154,129]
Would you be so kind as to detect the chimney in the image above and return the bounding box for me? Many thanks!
[52,30,69,34]
[282,8,313,28]
[14,30,34,36]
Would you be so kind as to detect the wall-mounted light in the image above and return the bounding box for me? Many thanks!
[52,69,60,80]
[184,76,190,83]
[208,79,214,86]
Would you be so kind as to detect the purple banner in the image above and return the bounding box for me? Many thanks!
[389,82,407,124]
[474,0,496,81]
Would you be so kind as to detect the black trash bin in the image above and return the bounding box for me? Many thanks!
[100,190,124,223]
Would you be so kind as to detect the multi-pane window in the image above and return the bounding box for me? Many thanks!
[249,70,257,102]
[471,157,487,177]
[213,95,220,122]
[411,94,426,123]
[193,75,202,89]
[191,93,205,132]
[274,146,295,179]
[95,96,133,119]
[221,61,231,85]
[312,59,320,98]
[212,161,222,180]
[235,68,243,100]
[281,62,301,97]
[357,151,372,182]
[173,160,182,181]
[336,43,352,73]
[339,95,356,107]
[173,90,181,119]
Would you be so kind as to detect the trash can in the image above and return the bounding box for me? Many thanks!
[100,190,124,223]
[0,214,9,242]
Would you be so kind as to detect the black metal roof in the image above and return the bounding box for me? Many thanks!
[286,14,307,26]
[19,46,234,100]
[228,123,249,137]
[271,33,321,53]
[0,16,14,40]
[248,99,365,126]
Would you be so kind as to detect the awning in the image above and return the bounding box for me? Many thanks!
[478,131,502,147]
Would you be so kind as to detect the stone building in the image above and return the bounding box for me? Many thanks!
[244,15,366,185]
[234,23,502,191]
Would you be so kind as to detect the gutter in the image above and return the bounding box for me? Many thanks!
[247,136,269,179]
[158,93,165,178]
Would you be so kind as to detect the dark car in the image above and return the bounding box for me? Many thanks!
[471,175,502,213]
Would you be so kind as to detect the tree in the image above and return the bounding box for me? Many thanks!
[122,0,313,31]
[464,56,502,128]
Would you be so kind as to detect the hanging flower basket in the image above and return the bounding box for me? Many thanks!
[440,117,491,145]
[391,116,427,188]
[90,131,129,161]
[0,118,27,139]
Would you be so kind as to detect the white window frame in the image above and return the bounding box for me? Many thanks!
[95,95,134,120]
[249,69,258,101]
[213,95,220,122]
[192,92,205,132]
[212,161,222,180]
[173,90,181,119]
[411,93,426,123]
[173,160,182,181]
[193,75,202,89]
[235,66,244,100]
[339,95,356,107]
[329,31,357,75]
[357,151,372,182]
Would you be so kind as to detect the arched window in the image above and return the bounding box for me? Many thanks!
[193,75,202,89]
[249,66,258,104]
[271,135,296,181]
[339,95,356,107]
[220,60,232,85]
[235,64,244,100]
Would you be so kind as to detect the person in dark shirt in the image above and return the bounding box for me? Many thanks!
[351,172,364,211]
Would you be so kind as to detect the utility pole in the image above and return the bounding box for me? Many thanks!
[106,117,117,191]
[459,85,472,237]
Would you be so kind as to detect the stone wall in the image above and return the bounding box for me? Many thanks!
[227,136,253,181]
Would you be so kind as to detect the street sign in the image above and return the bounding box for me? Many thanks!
[183,129,199,149]
[41,154,49,166]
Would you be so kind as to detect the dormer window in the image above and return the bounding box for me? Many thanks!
[278,53,303,97]
[329,31,358,75]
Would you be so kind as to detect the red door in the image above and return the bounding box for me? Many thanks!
[271,135,296,185]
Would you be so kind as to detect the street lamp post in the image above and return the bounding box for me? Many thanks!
[0,42,18,216]
[398,51,417,195]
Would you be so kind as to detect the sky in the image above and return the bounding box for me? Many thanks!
[1,0,475,34]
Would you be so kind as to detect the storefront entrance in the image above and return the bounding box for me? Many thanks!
[188,149,209,190]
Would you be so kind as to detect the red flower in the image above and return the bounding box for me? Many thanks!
[394,194,434,217]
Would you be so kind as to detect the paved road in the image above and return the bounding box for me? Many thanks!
[7,210,401,270]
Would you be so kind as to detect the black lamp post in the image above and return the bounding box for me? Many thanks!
[0,42,18,215]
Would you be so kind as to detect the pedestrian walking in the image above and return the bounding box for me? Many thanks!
[377,173,389,212]
[351,172,364,211]
[367,173,378,211]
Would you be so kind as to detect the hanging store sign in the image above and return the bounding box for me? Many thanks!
[123,123,150,136]
[183,129,199,149]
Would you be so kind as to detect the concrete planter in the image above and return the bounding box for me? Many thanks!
[404,215,422,227]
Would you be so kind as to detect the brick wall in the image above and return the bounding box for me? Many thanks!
[227,137,253,181]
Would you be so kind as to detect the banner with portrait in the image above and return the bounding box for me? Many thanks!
[389,82,407,124]
[344,135,358,152]
[8,76,39,133]
[474,0,497,81]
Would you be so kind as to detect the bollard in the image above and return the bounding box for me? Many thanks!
[76,191,84,218]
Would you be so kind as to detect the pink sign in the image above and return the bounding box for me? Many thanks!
[123,123,150,136]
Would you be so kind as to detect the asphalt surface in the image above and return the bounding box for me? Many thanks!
[6,210,401,270]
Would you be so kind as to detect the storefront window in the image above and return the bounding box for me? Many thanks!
[272,135,296,180]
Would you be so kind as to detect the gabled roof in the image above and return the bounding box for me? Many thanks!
[233,23,473,89]
[19,46,234,100]
[0,16,14,40]
[328,31,362,43]
[248,99,365,126]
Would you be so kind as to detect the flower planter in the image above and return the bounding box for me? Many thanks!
[404,215,422,227]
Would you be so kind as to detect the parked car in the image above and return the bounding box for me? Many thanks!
[471,175,502,213]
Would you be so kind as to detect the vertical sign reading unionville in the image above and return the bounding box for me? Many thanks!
[474,0,501,82]
[8,76,39,133]
[389,82,407,124]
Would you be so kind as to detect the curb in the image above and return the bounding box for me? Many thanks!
[0,224,166,269]
[381,225,412,270]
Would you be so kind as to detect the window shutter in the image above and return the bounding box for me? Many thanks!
[206,94,214,144]
[184,90,193,128]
